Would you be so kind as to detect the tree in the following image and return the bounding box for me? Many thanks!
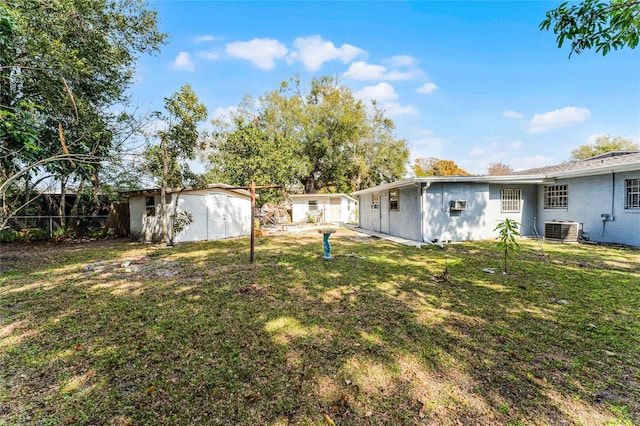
[570,134,639,160]
[494,218,521,274]
[540,0,640,57]
[487,162,514,176]
[1,0,165,225]
[207,119,302,192]
[414,157,471,177]
[143,85,208,245]
[210,76,409,194]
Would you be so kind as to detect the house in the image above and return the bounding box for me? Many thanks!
[124,184,252,243]
[352,152,640,247]
[289,193,358,224]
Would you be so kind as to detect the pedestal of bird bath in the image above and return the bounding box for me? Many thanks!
[318,228,337,259]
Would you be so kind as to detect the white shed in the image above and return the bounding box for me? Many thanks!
[290,193,357,224]
[125,184,252,243]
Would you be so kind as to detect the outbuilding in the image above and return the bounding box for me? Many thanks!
[124,184,252,243]
[290,193,358,224]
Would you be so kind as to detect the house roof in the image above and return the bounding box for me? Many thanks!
[289,193,358,203]
[352,151,640,196]
[120,183,251,198]
[511,151,640,177]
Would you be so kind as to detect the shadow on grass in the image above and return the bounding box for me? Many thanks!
[0,232,638,425]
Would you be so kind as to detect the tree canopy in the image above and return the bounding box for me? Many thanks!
[207,76,409,194]
[0,0,165,222]
[487,162,514,176]
[540,0,640,56]
[414,157,471,177]
[570,134,639,160]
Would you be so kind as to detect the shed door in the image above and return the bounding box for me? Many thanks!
[380,195,389,234]
[372,195,381,232]
[207,193,227,240]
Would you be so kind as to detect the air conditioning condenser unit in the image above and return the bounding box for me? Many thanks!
[544,221,580,242]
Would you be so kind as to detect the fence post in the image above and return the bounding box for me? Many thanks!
[49,217,53,238]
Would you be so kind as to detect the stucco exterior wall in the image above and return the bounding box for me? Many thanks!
[129,189,250,243]
[422,183,537,243]
[291,196,356,223]
[536,171,640,246]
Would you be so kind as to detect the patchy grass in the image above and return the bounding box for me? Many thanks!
[0,230,638,425]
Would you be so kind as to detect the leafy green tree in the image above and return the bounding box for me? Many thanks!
[570,134,639,160]
[0,0,165,224]
[209,75,409,194]
[540,0,640,57]
[143,85,208,245]
[207,119,302,188]
[494,218,521,274]
[414,157,471,177]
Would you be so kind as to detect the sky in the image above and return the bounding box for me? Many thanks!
[130,1,640,175]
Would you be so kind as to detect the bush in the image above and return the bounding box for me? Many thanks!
[0,228,21,243]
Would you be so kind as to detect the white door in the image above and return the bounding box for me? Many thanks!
[372,195,381,232]
[380,195,389,234]
[207,193,227,240]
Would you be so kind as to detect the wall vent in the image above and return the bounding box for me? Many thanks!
[449,200,467,211]
[544,221,580,242]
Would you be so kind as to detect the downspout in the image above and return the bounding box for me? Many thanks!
[420,182,443,248]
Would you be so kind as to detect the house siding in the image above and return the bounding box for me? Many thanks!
[537,171,640,246]
[291,195,356,223]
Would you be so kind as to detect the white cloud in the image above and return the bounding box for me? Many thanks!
[383,103,418,116]
[527,107,591,133]
[417,82,437,95]
[172,52,194,71]
[194,35,216,43]
[354,82,398,103]
[512,155,557,171]
[510,140,524,149]
[354,83,417,116]
[197,51,218,60]
[470,148,485,157]
[385,55,416,67]
[343,61,422,81]
[288,35,364,71]
[226,38,288,70]
[503,110,523,119]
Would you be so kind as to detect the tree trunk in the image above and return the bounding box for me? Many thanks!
[91,172,100,215]
[59,176,68,229]
[69,178,85,229]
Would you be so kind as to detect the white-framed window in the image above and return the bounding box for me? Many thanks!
[625,179,640,208]
[501,189,521,213]
[145,196,156,216]
[389,189,399,211]
[544,185,568,209]
[308,200,318,211]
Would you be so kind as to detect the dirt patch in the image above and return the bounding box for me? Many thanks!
[0,237,132,272]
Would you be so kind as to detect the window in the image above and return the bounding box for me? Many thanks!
[389,189,399,211]
[372,193,379,209]
[145,196,156,216]
[626,179,640,208]
[308,200,318,211]
[544,185,568,209]
[501,189,521,212]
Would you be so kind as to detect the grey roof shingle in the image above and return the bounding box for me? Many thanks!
[511,151,640,176]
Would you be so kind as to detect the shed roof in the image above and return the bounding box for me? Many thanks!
[289,193,357,203]
[120,183,251,198]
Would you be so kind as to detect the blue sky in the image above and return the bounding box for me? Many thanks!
[131,1,640,175]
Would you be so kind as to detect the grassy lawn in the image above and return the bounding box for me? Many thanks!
[1,229,639,425]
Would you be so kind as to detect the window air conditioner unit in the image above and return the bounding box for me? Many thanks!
[449,200,467,211]
[544,221,580,242]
